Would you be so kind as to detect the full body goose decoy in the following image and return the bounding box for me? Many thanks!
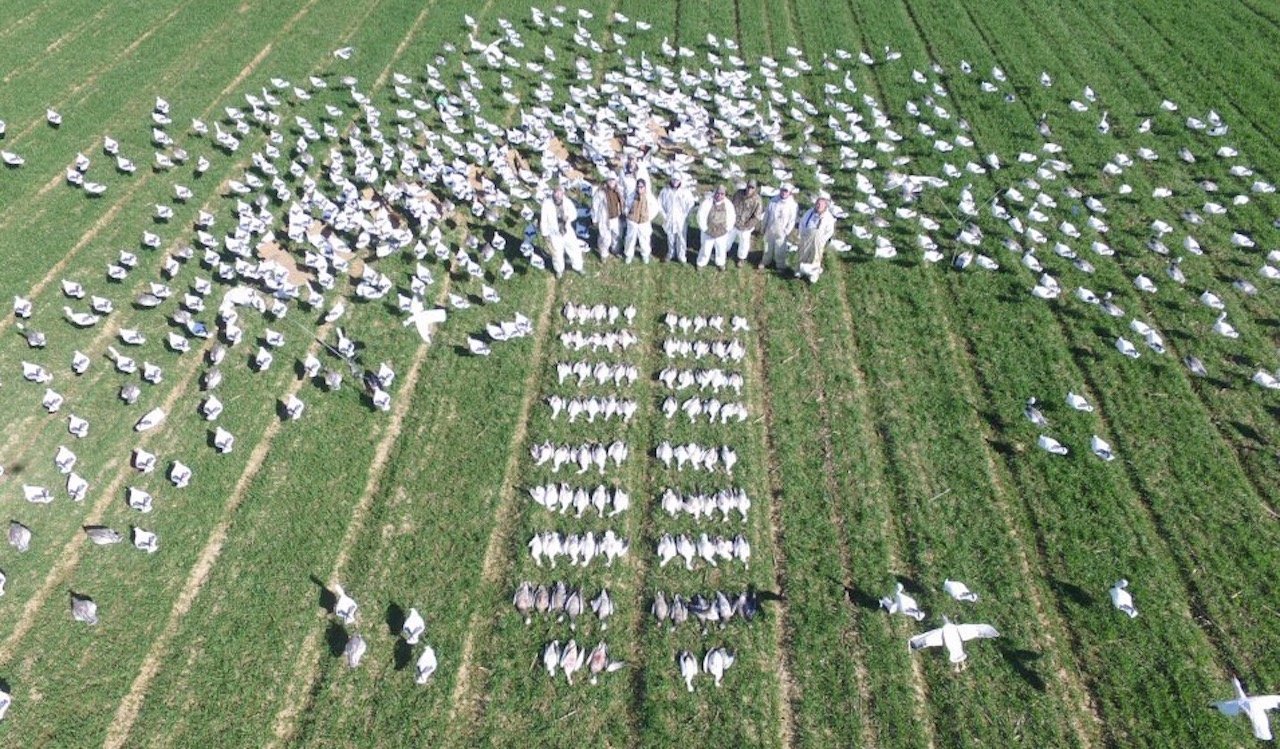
[880,582,925,621]
[1109,579,1138,618]
[908,616,999,669]
[71,593,99,625]
[332,584,358,625]
[401,607,425,644]
[415,646,438,684]
[1214,676,1280,740]
[942,579,979,603]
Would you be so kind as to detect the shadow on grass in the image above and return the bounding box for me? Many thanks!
[325,622,348,658]
[998,642,1047,692]
[310,574,336,614]
[1049,578,1095,607]
[831,576,881,611]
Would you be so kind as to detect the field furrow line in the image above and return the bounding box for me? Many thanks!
[443,274,557,739]
[0,0,277,235]
[865,4,1111,745]
[771,3,940,745]
[993,0,1280,520]
[0,4,50,46]
[800,275,878,749]
[922,275,1107,748]
[6,1,195,145]
[0,0,312,319]
[371,0,439,90]
[746,275,799,749]
[266,277,457,749]
[0,4,113,86]
[622,269,661,749]
[0,330,218,668]
[924,0,1277,673]
[100,329,337,749]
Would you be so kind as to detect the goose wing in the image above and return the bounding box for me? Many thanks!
[908,627,945,651]
[955,623,999,642]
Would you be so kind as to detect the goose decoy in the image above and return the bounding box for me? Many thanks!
[333,584,358,625]
[344,634,367,668]
[54,445,77,474]
[9,522,32,552]
[85,526,123,545]
[23,484,53,504]
[135,407,166,431]
[0,685,9,721]
[72,350,90,374]
[132,527,159,553]
[169,461,192,488]
[67,472,88,501]
[1066,392,1093,412]
[213,426,235,453]
[880,582,926,621]
[63,306,99,327]
[908,616,999,669]
[402,607,425,644]
[1037,434,1068,455]
[1214,676,1280,741]
[1091,435,1115,462]
[1109,579,1137,618]
[71,592,99,624]
[415,646,438,685]
[678,650,699,692]
[942,579,979,603]
[1024,397,1048,428]
[127,487,154,513]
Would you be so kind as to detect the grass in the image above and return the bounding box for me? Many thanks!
[0,1,1277,747]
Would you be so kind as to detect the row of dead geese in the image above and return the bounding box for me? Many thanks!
[527,483,631,518]
[528,530,631,568]
[661,338,747,363]
[653,442,739,474]
[660,396,748,424]
[512,581,615,628]
[555,360,642,388]
[529,440,629,473]
[656,366,745,394]
[546,394,638,423]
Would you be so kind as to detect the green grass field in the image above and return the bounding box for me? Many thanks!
[0,1,1278,746]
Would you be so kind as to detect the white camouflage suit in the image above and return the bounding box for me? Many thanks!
[540,191,584,276]
[760,192,798,268]
[659,181,696,261]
